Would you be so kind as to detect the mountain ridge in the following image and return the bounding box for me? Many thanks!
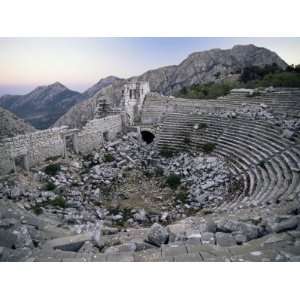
[54,44,287,129]
[0,44,288,130]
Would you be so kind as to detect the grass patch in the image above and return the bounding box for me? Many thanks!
[154,167,164,177]
[103,153,115,162]
[166,174,181,190]
[43,181,56,191]
[32,205,43,215]
[201,143,216,154]
[183,136,191,145]
[198,123,208,129]
[44,163,61,176]
[160,148,174,158]
[176,82,236,99]
[51,196,66,209]
[176,191,188,203]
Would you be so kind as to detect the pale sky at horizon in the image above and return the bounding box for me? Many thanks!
[0,37,299,96]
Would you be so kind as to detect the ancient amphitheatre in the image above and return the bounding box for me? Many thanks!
[1,47,300,262]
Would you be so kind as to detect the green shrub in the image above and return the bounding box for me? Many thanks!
[176,82,236,99]
[166,174,181,190]
[44,163,61,176]
[160,148,174,158]
[201,143,216,154]
[103,153,115,162]
[32,205,43,215]
[198,123,208,129]
[43,181,56,191]
[176,191,188,203]
[258,160,266,169]
[51,196,66,209]
[154,167,164,177]
[183,136,191,145]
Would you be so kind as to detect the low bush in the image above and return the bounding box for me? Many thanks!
[183,136,191,145]
[43,181,56,191]
[32,205,43,215]
[176,82,236,99]
[201,143,216,154]
[160,148,174,158]
[51,196,66,209]
[176,191,188,203]
[166,174,181,190]
[154,167,164,177]
[198,123,208,129]
[103,153,115,162]
[44,163,61,176]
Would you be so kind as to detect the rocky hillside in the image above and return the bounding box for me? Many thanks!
[0,107,35,139]
[0,82,85,129]
[134,44,287,94]
[0,77,123,130]
[54,78,126,129]
[55,44,287,129]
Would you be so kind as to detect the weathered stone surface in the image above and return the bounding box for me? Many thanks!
[43,233,92,252]
[270,217,299,233]
[215,232,236,247]
[147,223,169,246]
[0,230,17,248]
[201,232,215,245]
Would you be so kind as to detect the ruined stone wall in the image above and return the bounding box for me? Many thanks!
[0,144,14,175]
[141,88,300,125]
[141,93,230,125]
[122,81,150,124]
[0,127,68,175]
[76,114,124,154]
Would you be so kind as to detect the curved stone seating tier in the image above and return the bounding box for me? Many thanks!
[142,88,300,124]
[158,113,300,211]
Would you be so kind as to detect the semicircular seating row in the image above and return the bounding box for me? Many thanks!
[157,113,300,211]
[141,88,300,125]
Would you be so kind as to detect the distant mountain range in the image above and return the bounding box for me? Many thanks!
[0,44,287,130]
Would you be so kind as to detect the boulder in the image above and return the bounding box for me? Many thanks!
[43,233,92,252]
[203,219,217,233]
[215,232,236,247]
[217,219,261,241]
[9,186,22,199]
[0,229,17,248]
[282,129,295,140]
[201,232,215,245]
[270,216,299,233]
[133,209,147,222]
[147,223,169,246]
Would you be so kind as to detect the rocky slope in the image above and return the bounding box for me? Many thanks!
[0,107,35,139]
[0,82,84,129]
[55,44,287,129]
[54,78,126,129]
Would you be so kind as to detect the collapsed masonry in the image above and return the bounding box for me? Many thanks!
[0,82,150,176]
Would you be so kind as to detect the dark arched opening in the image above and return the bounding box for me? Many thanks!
[141,130,155,144]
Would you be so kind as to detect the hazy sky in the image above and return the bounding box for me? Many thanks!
[0,37,299,96]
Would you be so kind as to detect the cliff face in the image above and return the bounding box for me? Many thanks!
[56,44,287,129]
[133,44,287,94]
[0,107,35,139]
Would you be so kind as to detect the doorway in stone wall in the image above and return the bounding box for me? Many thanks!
[66,135,76,154]
[103,131,109,142]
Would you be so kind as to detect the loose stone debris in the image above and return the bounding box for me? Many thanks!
[1,86,300,262]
